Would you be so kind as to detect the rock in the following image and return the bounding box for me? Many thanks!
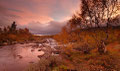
[20,42,24,44]
[42,47,46,50]
[17,55,23,59]
[29,61,34,64]
[12,41,17,44]
[53,51,60,54]
[37,55,43,58]
[52,53,59,56]
[38,49,42,51]
[31,49,35,52]
[38,44,42,47]
[3,42,8,45]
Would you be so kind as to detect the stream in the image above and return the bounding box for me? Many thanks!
[0,38,59,71]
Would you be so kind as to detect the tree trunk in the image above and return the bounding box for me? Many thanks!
[98,41,106,55]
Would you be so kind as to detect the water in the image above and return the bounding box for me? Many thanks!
[0,38,59,71]
[0,43,44,71]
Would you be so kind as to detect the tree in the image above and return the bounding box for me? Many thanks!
[3,27,7,33]
[10,21,17,33]
[24,28,30,34]
[74,0,119,28]
[68,0,120,54]
[0,28,2,34]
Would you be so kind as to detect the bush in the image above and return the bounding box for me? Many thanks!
[26,56,63,71]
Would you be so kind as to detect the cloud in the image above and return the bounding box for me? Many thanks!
[18,21,67,34]
[0,0,79,34]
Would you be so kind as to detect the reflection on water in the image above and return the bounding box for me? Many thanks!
[0,43,44,71]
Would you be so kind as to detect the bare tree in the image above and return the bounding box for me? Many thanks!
[80,0,119,27]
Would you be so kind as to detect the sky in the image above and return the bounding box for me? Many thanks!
[0,0,80,34]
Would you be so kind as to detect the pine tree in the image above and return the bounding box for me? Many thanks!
[10,21,17,33]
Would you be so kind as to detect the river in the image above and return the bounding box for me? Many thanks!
[0,38,59,71]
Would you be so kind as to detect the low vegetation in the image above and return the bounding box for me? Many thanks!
[0,21,34,46]
[26,56,66,71]
[53,26,120,71]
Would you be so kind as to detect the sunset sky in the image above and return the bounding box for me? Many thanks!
[0,0,80,34]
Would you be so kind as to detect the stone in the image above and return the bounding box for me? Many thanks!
[17,55,23,59]
[38,49,42,51]
[37,55,43,58]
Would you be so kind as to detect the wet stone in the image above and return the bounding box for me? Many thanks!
[38,49,42,51]
[31,49,35,52]
[17,55,23,59]
[37,55,44,58]
[29,61,34,64]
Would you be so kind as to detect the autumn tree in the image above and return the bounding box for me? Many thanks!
[68,0,120,54]
[68,0,120,29]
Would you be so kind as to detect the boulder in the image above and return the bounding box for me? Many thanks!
[37,55,44,58]
[17,55,23,59]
